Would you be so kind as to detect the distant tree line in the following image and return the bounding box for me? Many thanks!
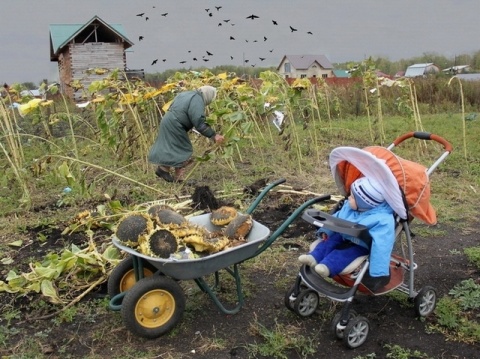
[143,50,480,86]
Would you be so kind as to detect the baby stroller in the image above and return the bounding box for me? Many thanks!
[285,132,453,349]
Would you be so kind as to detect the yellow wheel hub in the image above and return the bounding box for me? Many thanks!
[120,269,154,292]
[134,289,175,328]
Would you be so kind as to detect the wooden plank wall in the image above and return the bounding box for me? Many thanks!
[64,42,126,100]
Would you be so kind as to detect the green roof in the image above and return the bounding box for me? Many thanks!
[49,15,133,57]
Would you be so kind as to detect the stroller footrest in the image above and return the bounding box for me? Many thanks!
[299,265,357,300]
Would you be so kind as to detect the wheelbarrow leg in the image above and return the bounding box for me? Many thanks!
[194,264,244,315]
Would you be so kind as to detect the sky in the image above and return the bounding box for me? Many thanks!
[1,0,479,85]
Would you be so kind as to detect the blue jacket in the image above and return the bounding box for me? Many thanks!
[317,201,395,277]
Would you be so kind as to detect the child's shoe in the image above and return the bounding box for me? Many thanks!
[298,254,317,267]
[314,264,330,277]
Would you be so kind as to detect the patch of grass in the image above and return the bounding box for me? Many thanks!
[430,279,480,344]
[385,290,413,310]
[464,246,480,268]
[383,343,432,359]
[246,316,316,359]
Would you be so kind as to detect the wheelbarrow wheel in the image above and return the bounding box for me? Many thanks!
[107,256,157,299]
[414,286,437,317]
[293,290,319,317]
[343,316,369,349]
[331,310,358,339]
[121,276,185,339]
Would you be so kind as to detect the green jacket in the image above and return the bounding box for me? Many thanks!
[148,90,215,167]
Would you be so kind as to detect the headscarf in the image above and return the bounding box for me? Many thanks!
[197,85,217,105]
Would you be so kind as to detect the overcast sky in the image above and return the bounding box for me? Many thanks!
[1,0,478,85]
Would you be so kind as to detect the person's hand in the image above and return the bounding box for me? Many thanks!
[214,134,225,144]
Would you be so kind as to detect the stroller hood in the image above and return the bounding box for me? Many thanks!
[329,147,408,220]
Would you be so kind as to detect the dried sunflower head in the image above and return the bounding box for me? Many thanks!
[141,228,178,258]
[210,206,238,226]
[115,213,153,248]
[224,214,253,240]
[148,205,186,226]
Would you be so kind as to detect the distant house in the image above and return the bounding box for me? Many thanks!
[277,55,334,79]
[404,63,440,78]
[49,15,135,100]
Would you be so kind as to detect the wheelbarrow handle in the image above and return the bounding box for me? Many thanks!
[246,178,286,214]
[391,131,453,152]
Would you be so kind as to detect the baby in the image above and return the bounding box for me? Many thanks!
[299,177,395,291]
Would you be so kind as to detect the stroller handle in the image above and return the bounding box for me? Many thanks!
[391,132,453,153]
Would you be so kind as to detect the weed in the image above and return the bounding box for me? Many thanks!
[431,280,480,343]
[246,317,316,359]
[464,246,480,268]
[384,343,432,358]
[385,290,413,309]
[448,278,480,311]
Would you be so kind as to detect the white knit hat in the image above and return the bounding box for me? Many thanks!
[351,177,385,211]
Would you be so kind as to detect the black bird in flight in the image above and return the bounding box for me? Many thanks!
[259,57,265,61]
[269,49,274,52]
[215,6,222,11]
[161,13,168,17]
[223,19,230,23]
[193,58,198,61]
[289,26,298,32]
[145,17,149,21]
[151,59,158,65]
[244,59,249,63]
[246,14,259,20]
[205,8,210,12]
[136,13,145,17]
[218,23,222,26]
[230,56,234,60]
[209,12,213,17]
[203,58,209,62]
[264,36,267,41]
[179,61,186,64]
[206,51,213,56]
[272,20,278,25]
[307,31,313,35]
[162,59,166,62]
[230,36,235,40]
[139,36,144,41]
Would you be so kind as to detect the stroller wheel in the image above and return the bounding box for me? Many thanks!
[293,290,319,317]
[414,286,437,317]
[284,285,297,312]
[331,310,357,339]
[343,316,369,349]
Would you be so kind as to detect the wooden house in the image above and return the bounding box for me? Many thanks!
[49,16,135,100]
[277,55,334,79]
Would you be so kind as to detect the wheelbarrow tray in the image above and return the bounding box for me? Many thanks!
[112,213,270,280]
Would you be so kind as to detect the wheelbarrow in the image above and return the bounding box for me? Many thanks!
[108,178,330,338]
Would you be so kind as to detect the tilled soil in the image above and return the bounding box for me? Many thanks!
[1,189,479,359]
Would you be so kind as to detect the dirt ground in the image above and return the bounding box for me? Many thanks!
[1,183,479,359]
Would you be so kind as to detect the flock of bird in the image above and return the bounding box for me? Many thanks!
[133,5,315,69]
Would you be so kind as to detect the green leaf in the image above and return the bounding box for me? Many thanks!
[7,240,23,247]
[102,246,121,261]
[58,161,76,186]
[1,257,14,265]
[40,280,63,304]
